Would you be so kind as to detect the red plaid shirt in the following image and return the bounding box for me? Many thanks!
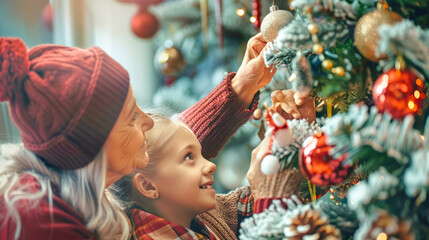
[131,209,219,240]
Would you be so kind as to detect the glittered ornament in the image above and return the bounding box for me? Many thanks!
[260,5,293,42]
[299,133,350,186]
[354,3,402,62]
[131,11,160,39]
[155,46,186,76]
[372,68,425,120]
[260,154,280,175]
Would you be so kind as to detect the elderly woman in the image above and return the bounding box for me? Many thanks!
[0,33,299,240]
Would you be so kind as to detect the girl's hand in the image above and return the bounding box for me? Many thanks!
[269,89,316,123]
[231,33,276,106]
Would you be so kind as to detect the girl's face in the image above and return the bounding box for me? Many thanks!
[104,87,154,182]
[153,126,217,216]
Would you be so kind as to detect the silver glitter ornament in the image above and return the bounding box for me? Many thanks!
[260,5,293,42]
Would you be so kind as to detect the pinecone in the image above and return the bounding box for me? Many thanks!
[283,207,341,240]
[362,210,415,240]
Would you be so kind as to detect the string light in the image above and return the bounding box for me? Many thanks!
[236,8,245,16]
[250,16,257,23]
[376,233,388,240]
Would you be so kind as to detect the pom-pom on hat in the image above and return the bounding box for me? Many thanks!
[0,38,130,170]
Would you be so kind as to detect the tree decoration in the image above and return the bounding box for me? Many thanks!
[354,0,403,62]
[377,19,429,81]
[199,0,209,51]
[253,108,263,120]
[260,112,290,175]
[283,206,341,239]
[154,45,186,76]
[404,117,429,201]
[240,197,342,240]
[354,210,414,240]
[215,0,223,49]
[324,104,424,165]
[42,3,53,31]
[118,0,163,39]
[260,3,294,42]
[290,51,313,99]
[299,132,351,186]
[261,154,281,175]
[271,118,322,169]
[252,0,261,29]
[372,57,425,120]
[131,11,160,39]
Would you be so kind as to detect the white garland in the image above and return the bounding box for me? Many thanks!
[323,105,424,164]
[347,168,399,217]
[377,19,429,79]
[404,118,429,200]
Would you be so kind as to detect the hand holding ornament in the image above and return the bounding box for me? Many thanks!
[231,33,277,107]
[247,137,303,199]
[268,89,316,123]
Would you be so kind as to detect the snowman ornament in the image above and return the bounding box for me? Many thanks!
[260,112,294,175]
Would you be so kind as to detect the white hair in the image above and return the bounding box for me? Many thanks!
[0,143,129,240]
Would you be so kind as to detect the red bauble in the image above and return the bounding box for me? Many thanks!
[131,12,160,39]
[299,133,350,186]
[373,68,425,120]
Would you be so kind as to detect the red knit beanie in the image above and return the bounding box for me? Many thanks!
[0,38,130,170]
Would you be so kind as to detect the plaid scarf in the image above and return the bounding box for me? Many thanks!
[131,209,219,240]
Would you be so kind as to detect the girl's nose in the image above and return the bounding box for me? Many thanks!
[203,159,216,175]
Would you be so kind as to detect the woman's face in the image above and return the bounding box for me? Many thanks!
[104,87,154,180]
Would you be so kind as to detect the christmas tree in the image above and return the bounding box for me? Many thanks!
[237,0,429,239]
[147,0,280,192]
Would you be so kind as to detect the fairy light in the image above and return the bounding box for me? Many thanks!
[376,233,388,240]
[414,90,420,99]
[158,52,169,63]
[249,16,257,23]
[236,8,245,16]
[408,101,415,110]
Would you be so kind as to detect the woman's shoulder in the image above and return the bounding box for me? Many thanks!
[0,173,97,240]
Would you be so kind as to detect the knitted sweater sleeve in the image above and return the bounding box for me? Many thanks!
[199,186,253,239]
[177,72,259,160]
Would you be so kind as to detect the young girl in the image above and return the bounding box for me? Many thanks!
[110,111,305,240]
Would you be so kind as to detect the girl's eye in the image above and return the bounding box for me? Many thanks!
[185,153,193,161]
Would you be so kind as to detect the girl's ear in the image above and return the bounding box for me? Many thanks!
[133,173,159,199]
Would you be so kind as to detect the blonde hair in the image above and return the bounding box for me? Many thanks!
[109,112,189,212]
[0,143,129,240]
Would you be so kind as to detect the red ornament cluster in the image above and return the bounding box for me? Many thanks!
[372,68,425,120]
[299,133,351,186]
